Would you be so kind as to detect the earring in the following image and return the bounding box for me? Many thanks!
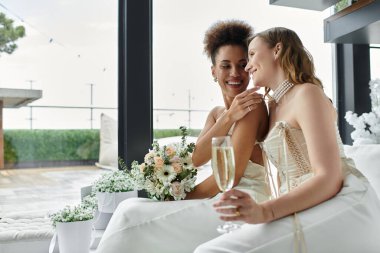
[214,77,218,82]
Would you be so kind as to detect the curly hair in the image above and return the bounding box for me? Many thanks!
[250,27,322,90]
[203,20,253,65]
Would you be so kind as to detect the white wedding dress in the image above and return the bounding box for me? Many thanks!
[96,159,271,253]
[194,121,380,253]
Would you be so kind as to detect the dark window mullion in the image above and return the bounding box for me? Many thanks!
[118,0,153,171]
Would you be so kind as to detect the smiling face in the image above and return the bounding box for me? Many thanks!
[212,45,249,98]
[245,36,278,88]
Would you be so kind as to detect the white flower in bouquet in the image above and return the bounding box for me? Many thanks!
[144,151,156,165]
[156,165,177,184]
[49,204,94,227]
[169,181,186,200]
[183,175,197,192]
[130,126,197,201]
[345,79,380,145]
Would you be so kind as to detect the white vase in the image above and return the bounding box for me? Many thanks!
[56,219,93,253]
[93,210,113,230]
[96,190,137,213]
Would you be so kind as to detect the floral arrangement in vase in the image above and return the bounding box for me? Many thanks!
[345,78,380,145]
[92,168,137,213]
[130,126,197,200]
[49,203,95,253]
[49,204,94,227]
[92,169,135,193]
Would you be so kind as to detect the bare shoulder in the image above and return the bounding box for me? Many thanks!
[291,83,328,107]
[293,83,324,98]
[210,106,226,120]
[292,83,335,120]
[252,100,268,120]
[240,100,268,124]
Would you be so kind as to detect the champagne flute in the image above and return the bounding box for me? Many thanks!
[211,136,240,233]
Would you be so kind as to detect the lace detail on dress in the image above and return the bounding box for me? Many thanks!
[282,126,314,190]
[275,123,308,253]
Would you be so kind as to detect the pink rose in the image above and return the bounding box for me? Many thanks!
[144,151,155,164]
[170,156,181,163]
[170,181,185,200]
[154,156,164,168]
[172,162,182,174]
[139,163,146,172]
[171,181,181,194]
[165,146,176,158]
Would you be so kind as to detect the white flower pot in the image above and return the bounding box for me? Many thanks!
[96,191,137,213]
[93,210,113,230]
[56,219,93,253]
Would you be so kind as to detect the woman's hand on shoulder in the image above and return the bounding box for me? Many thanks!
[226,87,263,122]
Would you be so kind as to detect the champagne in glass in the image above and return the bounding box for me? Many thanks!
[211,136,240,233]
[212,144,235,192]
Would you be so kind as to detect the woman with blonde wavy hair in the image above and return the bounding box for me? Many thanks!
[195,27,380,253]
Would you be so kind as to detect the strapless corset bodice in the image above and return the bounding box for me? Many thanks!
[261,121,366,195]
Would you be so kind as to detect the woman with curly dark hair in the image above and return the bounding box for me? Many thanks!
[96,20,270,253]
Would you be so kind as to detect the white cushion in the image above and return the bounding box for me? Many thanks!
[98,113,118,170]
[97,126,199,170]
[0,211,54,253]
[344,144,380,199]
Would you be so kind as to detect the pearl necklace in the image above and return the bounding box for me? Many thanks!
[270,79,294,103]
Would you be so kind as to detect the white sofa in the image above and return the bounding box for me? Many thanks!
[1,144,378,253]
[344,144,380,199]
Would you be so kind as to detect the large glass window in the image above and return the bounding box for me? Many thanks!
[0,0,117,169]
[153,0,333,136]
[370,45,380,80]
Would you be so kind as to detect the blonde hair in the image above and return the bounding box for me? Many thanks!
[250,27,322,94]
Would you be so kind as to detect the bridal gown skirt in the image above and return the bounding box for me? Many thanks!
[96,195,226,253]
[96,182,269,253]
[96,161,270,253]
[194,174,380,253]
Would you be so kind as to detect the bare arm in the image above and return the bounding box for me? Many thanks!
[192,87,262,167]
[214,85,343,223]
[191,107,235,167]
[186,101,268,199]
[261,85,342,221]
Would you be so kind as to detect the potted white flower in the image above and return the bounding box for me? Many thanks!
[93,167,137,213]
[49,204,94,253]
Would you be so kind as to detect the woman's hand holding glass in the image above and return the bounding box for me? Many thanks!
[213,188,271,224]
[211,136,241,233]
[226,87,263,122]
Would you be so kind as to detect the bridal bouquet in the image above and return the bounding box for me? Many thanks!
[131,126,197,201]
